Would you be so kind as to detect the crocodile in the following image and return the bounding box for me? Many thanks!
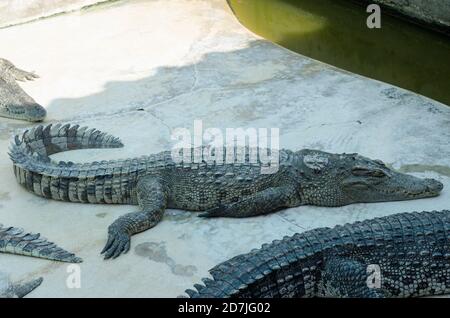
[0,224,82,263]
[8,123,443,260]
[0,58,46,121]
[185,209,450,298]
[0,224,82,298]
[0,274,43,298]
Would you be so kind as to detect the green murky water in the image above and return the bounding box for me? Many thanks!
[228,0,450,106]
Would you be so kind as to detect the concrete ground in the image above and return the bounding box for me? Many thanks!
[0,0,449,297]
[0,0,109,28]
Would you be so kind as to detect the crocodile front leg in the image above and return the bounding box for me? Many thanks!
[101,175,168,259]
[320,257,385,298]
[10,66,39,82]
[0,58,38,82]
[199,185,299,218]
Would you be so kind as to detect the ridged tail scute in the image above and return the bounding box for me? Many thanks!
[185,251,271,298]
[187,210,450,298]
[8,123,124,198]
[9,123,124,167]
[0,224,83,263]
[184,234,311,298]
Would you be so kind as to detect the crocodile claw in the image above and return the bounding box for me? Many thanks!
[101,227,131,260]
[12,69,39,82]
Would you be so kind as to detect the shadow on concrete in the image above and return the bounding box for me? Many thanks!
[45,39,300,123]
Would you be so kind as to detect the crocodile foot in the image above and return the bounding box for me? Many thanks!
[101,225,131,260]
[10,67,39,82]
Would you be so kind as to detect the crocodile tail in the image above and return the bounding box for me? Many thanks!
[184,232,319,298]
[184,250,276,298]
[8,123,124,166]
[0,224,83,263]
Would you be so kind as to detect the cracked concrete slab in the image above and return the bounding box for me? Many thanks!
[0,0,449,297]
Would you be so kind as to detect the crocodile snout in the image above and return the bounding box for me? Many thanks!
[25,103,46,122]
[424,178,443,194]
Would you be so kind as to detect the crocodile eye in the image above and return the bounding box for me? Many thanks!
[370,170,386,177]
[374,159,385,166]
[352,167,386,177]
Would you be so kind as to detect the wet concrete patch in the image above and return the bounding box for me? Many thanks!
[135,242,197,277]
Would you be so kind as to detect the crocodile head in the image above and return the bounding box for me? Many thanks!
[297,150,443,206]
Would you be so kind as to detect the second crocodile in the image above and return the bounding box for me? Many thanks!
[185,209,450,298]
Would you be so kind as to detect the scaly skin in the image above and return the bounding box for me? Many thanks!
[9,124,443,259]
[0,224,82,263]
[186,210,450,298]
[0,58,46,121]
[0,224,81,298]
[0,275,43,298]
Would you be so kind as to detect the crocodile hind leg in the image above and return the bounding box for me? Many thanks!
[320,257,385,298]
[101,175,168,259]
[199,185,299,218]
